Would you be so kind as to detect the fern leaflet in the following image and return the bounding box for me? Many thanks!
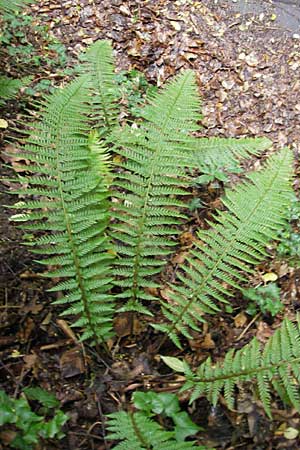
[191,136,272,171]
[80,40,120,132]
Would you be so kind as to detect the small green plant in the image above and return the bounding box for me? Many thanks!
[277,196,300,267]
[193,167,229,186]
[243,283,283,317]
[115,69,158,117]
[106,391,208,449]
[0,8,69,97]
[0,74,32,105]
[0,387,68,449]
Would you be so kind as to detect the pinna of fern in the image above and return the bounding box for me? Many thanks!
[153,148,294,348]
[110,70,202,314]
[9,75,115,346]
[162,317,300,420]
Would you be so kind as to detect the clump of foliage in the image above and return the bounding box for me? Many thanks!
[243,283,283,317]
[106,391,207,449]
[0,74,32,105]
[277,195,300,267]
[115,69,158,117]
[8,40,298,446]
[0,387,68,449]
[0,3,69,98]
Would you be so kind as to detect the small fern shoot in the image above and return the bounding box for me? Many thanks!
[163,318,300,419]
[9,77,114,345]
[111,70,201,313]
[154,148,294,347]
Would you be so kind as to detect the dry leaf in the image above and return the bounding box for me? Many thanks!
[262,272,278,283]
[201,333,215,350]
[60,347,85,378]
[0,119,8,128]
[234,312,248,328]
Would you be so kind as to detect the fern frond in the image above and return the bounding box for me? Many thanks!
[111,70,201,312]
[106,411,203,449]
[179,318,300,418]
[154,148,294,346]
[80,40,119,131]
[10,77,114,345]
[192,136,272,171]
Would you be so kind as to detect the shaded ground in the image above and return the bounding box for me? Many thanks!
[234,0,300,33]
[0,0,300,448]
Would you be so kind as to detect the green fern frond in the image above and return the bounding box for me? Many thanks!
[154,148,294,347]
[10,77,114,345]
[111,71,201,312]
[192,136,272,171]
[80,40,119,131]
[106,411,203,450]
[179,318,300,418]
[0,0,31,12]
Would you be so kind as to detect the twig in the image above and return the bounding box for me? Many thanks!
[236,312,261,342]
[96,393,109,450]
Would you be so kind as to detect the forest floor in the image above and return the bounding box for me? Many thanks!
[1,0,300,449]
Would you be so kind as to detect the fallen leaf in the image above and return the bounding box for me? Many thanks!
[245,52,259,67]
[284,427,299,440]
[60,347,85,378]
[170,20,181,31]
[234,312,248,328]
[262,272,278,283]
[0,119,8,128]
[201,333,215,350]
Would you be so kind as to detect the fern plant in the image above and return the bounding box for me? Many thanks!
[162,317,300,419]
[8,39,299,445]
[9,40,294,350]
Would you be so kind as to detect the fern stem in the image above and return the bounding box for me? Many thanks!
[129,410,151,450]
